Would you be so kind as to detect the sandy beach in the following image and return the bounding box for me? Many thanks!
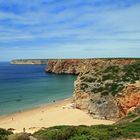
[0,98,115,133]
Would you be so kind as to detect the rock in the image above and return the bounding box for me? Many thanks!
[46,59,140,119]
[72,60,140,119]
[29,136,37,140]
[73,92,91,110]
[46,58,138,74]
[46,59,82,74]
[89,94,119,119]
[117,85,140,117]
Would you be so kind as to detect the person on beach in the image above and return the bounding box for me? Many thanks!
[23,128,26,133]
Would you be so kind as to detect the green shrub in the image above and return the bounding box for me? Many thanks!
[80,83,88,90]
[84,77,97,83]
[8,133,30,140]
[101,91,109,96]
[0,128,13,140]
[104,66,120,73]
[87,62,140,96]
[33,115,140,140]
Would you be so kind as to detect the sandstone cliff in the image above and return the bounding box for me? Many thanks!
[46,59,140,120]
[46,59,83,74]
[46,59,138,74]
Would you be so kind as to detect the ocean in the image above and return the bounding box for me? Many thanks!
[0,62,76,116]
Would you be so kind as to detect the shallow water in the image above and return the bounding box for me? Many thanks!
[0,62,76,115]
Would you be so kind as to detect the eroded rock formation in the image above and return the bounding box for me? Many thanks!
[46,59,82,74]
[46,59,138,74]
[46,59,140,119]
[117,84,140,117]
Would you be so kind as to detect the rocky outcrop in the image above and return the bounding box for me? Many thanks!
[46,59,138,74]
[46,58,140,120]
[117,84,140,117]
[46,59,82,74]
[11,59,48,65]
[46,59,140,119]
[73,61,140,119]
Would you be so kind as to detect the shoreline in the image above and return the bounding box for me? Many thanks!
[0,97,115,133]
[0,97,73,118]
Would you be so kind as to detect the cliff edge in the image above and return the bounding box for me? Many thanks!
[46,58,140,120]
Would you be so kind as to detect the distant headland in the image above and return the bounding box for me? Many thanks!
[11,59,48,65]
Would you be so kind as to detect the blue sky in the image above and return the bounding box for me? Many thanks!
[0,0,140,61]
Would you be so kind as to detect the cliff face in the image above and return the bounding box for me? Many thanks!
[46,59,85,74]
[46,59,138,74]
[74,60,140,119]
[11,59,48,65]
[46,59,140,120]
[117,84,140,117]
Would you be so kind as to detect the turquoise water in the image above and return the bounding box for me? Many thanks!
[0,62,76,115]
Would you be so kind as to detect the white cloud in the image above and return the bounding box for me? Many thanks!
[0,0,140,60]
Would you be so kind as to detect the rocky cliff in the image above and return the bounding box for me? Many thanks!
[46,59,138,74]
[46,59,140,120]
[11,59,48,65]
[46,59,83,74]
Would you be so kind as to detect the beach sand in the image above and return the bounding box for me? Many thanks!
[0,98,115,133]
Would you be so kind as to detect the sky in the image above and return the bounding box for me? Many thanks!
[0,0,140,61]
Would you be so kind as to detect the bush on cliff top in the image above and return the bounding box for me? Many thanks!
[79,62,140,96]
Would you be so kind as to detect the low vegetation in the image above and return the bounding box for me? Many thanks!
[79,62,140,96]
[33,120,140,140]
[0,128,13,140]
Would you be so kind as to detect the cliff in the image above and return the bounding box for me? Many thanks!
[11,59,48,65]
[46,59,139,74]
[46,58,140,119]
[46,59,83,74]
